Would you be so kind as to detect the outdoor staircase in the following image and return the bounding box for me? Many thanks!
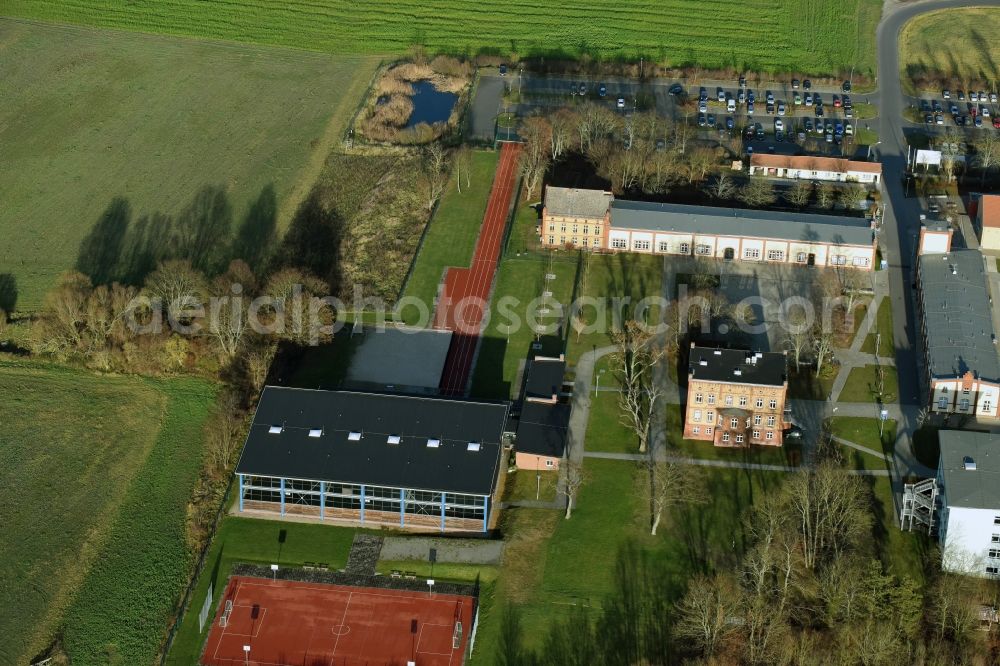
[900,477,938,534]
[345,534,384,576]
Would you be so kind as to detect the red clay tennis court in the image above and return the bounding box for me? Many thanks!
[201,576,476,666]
[436,141,522,395]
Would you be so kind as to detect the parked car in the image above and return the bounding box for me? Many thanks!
[942,89,951,100]
[955,115,966,126]
[935,113,944,125]
[932,100,942,112]
[813,93,822,106]
[983,105,991,117]
[843,95,852,108]
[842,81,852,93]
[976,115,984,128]
[737,89,746,104]
[618,97,627,109]
[815,105,824,117]
[979,91,988,102]
[775,130,785,142]
[958,90,966,101]
[845,122,854,135]
[668,83,684,95]
[845,108,854,119]
[775,118,784,131]
[971,105,978,117]
[992,92,998,103]
[920,99,931,112]
[699,87,708,101]
[793,92,802,105]
[792,78,800,89]
[748,90,756,104]
[726,116,735,130]
[834,121,844,135]
[804,92,813,106]
[707,113,716,126]
[784,425,804,440]
[766,102,774,114]
[993,117,1000,129]
[833,95,842,108]
[578,83,587,95]
[804,118,813,131]
[727,97,736,112]
[950,104,960,116]
[599,83,607,97]
[697,113,707,127]
[755,125,765,140]
[969,91,979,101]
[826,132,834,143]
[803,79,812,90]
[797,131,806,141]
[747,101,755,115]
[925,113,934,124]
[777,101,786,115]
[739,75,746,87]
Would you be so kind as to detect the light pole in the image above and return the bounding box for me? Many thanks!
[518,67,523,99]
[243,645,251,666]
[596,368,605,393]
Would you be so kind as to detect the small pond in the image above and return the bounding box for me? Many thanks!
[405,80,458,127]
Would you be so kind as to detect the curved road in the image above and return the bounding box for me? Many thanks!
[875,0,1000,480]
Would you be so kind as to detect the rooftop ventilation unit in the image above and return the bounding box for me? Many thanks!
[387,434,401,445]
[427,438,441,448]
[699,359,708,366]
[308,428,323,438]
[467,442,481,452]
[733,369,742,376]
[348,431,362,441]
[964,456,977,471]
[713,349,723,355]
[268,425,283,434]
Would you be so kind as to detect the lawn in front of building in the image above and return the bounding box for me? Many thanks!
[838,363,899,403]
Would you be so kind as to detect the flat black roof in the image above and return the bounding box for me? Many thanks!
[235,387,510,496]
[688,346,786,386]
[514,402,570,458]
[524,357,566,400]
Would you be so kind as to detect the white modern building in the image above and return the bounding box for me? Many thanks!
[606,200,877,270]
[936,431,1000,578]
[748,154,882,185]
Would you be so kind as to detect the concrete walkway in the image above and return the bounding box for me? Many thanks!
[583,449,890,476]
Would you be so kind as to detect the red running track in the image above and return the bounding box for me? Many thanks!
[200,575,475,666]
[436,142,522,395]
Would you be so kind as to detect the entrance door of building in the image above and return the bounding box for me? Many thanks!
[723,247,735,261]
[807,253,816,266]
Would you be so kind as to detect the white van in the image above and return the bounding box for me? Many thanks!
[727,97,736,113]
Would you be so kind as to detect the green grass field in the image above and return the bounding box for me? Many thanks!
[470,204,578,398]
[0,360,215,665]
[400,150,499,325]
[838,363,899,402]
[860,298,893,355]
[4,0,880,75]
[0,18,377,310]
[901,8,1000,89]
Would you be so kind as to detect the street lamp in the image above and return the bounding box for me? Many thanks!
[596,368,606,393]
[243,645,251,666]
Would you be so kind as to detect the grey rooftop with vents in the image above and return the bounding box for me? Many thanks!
[688,346,787,386]
[610,199,875,246]
[235,387,510,496]
[939,430,1000,510]
[917,249,1000,382]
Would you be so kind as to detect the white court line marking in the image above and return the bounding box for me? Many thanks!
[330,591,353,659]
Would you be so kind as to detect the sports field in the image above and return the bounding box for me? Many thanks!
[900,8,1000,88]
[0,18,377,310]
[4,0,881,75]
[202,575,475,666]
[0,361,214,665]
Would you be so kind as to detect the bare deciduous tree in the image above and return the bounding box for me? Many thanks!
[975,132,1000,185]
[643,459,705,535]
[674,575,736,658]
[816,182,836,209]
[548,108,576,160]
[611,320,665,454]
[738,177,777,207]
[706,172,736,200]
[205,391,246,474]
[518,116,553,200]
[144,259,207,324]
[559,459,589,519]
[786,180,813,208]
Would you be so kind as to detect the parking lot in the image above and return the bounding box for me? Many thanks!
[914,88,1000,130]
[473,70,877,157]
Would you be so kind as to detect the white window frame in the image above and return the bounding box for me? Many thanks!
[634,239,650,251]
[766,431,774,440]
[744,248,761,260]
[611,238,627,249]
